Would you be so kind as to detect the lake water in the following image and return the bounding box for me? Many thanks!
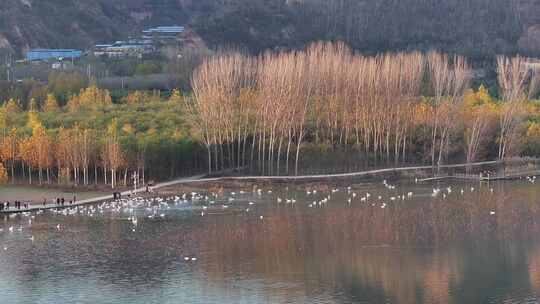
[1,178,539,304]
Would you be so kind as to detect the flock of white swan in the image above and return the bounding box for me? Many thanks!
[0,175,537,253]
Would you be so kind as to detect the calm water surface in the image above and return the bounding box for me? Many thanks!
[1,179,539,304]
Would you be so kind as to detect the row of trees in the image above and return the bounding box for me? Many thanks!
[0,115,125,188]
[1,42,538,184]
[0,85,202,187]
[188,42,539,175]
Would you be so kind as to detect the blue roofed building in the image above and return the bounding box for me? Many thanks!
[26,49,83,61]
[93,39,155,58]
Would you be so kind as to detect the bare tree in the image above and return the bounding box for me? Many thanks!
[496,55,533,159]
[427,52,471,169]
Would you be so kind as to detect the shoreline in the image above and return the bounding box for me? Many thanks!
[0,184,127,204]
[2,159,538,214]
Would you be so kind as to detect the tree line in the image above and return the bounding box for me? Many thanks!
[0,41,539,186]
[0,86,204,187]
[187,42,540,175]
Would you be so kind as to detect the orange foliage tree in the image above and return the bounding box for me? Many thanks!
[102,119,125,188]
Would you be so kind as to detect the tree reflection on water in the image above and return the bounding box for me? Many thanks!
[1,181,539,303]
[193,182,540,303]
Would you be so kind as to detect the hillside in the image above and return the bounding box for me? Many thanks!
[1,0,540,58]
[0,0,192,56]
[193,0,535,59]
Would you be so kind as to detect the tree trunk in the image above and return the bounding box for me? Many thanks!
[111,169,115,189]
[10,161,14,184]
[142,164,146,186]
[207,145,212,175]
[295,130,305,176]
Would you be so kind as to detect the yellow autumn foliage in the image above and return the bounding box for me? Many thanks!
[124,91,147,105]
[0,162,8,184]
[169,89,183,103]
[43,94,60,112]
[122,123,135,134]
[461,85,498,117]
[67,85,112,111]
[4,98,21,114]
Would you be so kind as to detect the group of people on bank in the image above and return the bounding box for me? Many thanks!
[0,201,29,211]
[54,196,76,206]
[0,196,77,212]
